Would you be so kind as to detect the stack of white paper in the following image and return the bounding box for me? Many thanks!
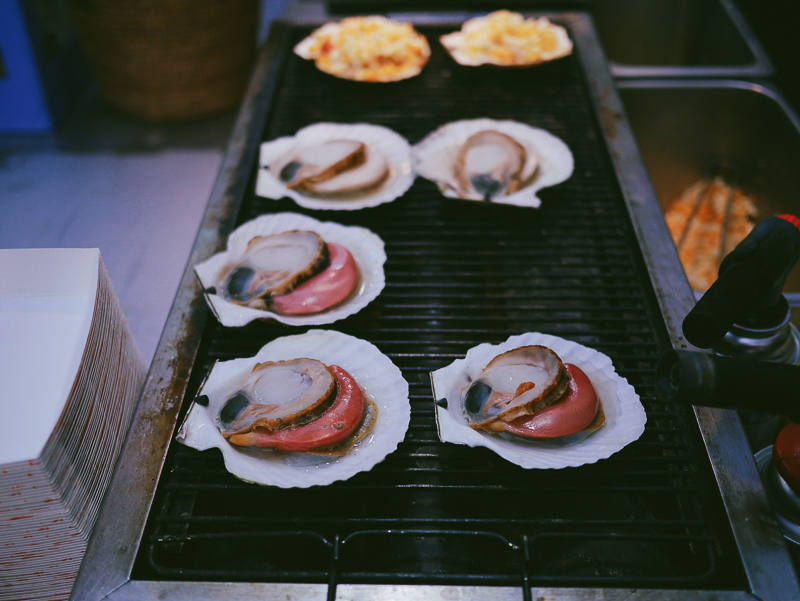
[0,249,146,601]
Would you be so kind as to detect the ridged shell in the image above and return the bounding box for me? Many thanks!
[194,213,386,328]
[257,123,414,211]
[412,118,573,208]
[294,16,430,82]
[440,12,573,67]
[176,330,411,488]
[430,332,646,469]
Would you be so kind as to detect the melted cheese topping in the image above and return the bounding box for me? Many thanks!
[295,16,430,82]
[441,11,572,66]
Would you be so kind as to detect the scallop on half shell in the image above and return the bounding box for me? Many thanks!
[412,118,573,208]
[175,330,411,488]
[256,123,415,211]
[440,11,573,68]
[462,345,570,429]
[194,212,386,328]
[430,332,646,469]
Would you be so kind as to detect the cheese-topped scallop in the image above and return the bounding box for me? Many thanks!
[441,10,572,67]
[294,16,431,82]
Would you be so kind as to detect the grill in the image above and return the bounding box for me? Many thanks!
[72,13,798,601]
[134,22,743,592]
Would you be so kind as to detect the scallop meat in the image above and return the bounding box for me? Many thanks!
[220,230,328,309]
[256,123,414,211]
[412,118,573,208]
[461,345,569,429]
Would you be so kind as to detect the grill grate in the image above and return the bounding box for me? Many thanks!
[134,24,746,594]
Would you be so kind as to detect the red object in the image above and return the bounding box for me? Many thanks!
[500,364,599,439]
[271,243,358,315]
[241,365,365,452]
[778,214,800,231]
[772,423,800,495]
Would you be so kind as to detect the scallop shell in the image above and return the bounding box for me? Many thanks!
[194,213,386,327]
[293,16,431,83]
[256,123,415,211]
[430,332,646,469]
[176,330,411,488]
[412,118,573,208]
[440,12,573,68]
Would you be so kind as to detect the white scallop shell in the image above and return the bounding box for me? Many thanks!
[194,212,386,327]
[176,330,411,488]
[440,14,573,67]
[430,332,646,469]
[256,123,415,211]
[412,118,574,208]
[293,17,431,83]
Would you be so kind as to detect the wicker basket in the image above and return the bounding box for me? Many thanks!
[69,0,257,121]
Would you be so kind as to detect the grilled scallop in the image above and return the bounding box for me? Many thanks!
[218,358,336,437]
[462,345,569,429]
[454,130,530,200]
[275,140,367,189]
[411,119,568,207]
[293,16,431,82]
[271,140,391,196]
[440,11,573,67]
[227,365,377,454]
[487,363,603,438]
[220,231,329,309]
[301,146,390,195]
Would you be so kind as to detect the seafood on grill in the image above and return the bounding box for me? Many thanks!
[257,123,415,211]
[273,140,390,195]
[441,10,573,67]
[217,358,377,454]
[175,330,411,488]
[430,332,645,469]
[293,16,431,82]
[495,364,604,440]
[412,119,573,207]
[461,345,604,439]
[454,131,532,199]
[215,230,355,313]
[218,230,331,308]
[194,212,386,327]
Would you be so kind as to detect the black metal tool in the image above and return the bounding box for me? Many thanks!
[656,349,800,422]
[682,215,800,349]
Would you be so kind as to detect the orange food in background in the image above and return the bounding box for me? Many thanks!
[665,177,757,291]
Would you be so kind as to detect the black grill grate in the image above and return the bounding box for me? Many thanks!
[134,23,746,594]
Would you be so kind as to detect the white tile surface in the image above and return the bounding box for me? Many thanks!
[0,150,221,366]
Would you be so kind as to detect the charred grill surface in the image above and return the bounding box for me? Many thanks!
[134,25,746,592]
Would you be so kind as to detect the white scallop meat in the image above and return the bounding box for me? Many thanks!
[412,118,573,208]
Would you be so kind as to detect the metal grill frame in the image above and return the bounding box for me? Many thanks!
[69,12,798,601]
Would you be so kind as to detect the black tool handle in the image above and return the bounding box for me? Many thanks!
[656,349,800,421]
[682,216,800,348]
